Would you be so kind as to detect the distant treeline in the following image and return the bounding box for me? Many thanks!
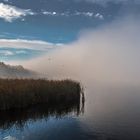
[0,79,82,110]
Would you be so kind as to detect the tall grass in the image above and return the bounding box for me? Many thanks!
[0,79,82,110]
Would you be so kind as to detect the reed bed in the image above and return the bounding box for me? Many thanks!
[0,79,81,110]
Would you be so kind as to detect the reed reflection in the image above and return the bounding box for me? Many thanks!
[0,93,84,130]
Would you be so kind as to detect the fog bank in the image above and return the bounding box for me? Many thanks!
[22,18,140,87]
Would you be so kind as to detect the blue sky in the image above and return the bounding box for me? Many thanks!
[0,0,140,61]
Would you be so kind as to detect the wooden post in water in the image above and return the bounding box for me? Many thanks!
[80,86,85,114]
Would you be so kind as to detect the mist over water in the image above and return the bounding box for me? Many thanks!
[7,17,140,140]
[23,17,140,88]
[1,0,140,139]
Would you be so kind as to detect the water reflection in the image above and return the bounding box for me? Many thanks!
[80,86,140,140]
[0,98,84,130]
[2,86,140,140]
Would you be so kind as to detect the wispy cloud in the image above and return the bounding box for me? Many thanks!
[75,11,93,17]
[15,50,27,54]
[75,12,104,19]
[0,3,34,22]
[41,10,104,19]
[0,39,62,51]
[76,0,134,4]
[42,11,57,16]
[95,13,104,19]
[0,50,14,56]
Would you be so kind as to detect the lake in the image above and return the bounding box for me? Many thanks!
[0,85,140,140]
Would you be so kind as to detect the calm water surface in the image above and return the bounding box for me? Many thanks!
[0,85,140,140]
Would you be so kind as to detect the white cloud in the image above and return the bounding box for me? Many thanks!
[60,12,69,16]
[15,50,27,54]
[75,11,104,19]
[76,0,140,5]
[95,13,104,19]
[42,11,104,19]
[0,39,62,51]
[75,12,94,17]
[84,12,94,17]
[0,50,14,56]
[0,3,34,22]
[42,11,57,16]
